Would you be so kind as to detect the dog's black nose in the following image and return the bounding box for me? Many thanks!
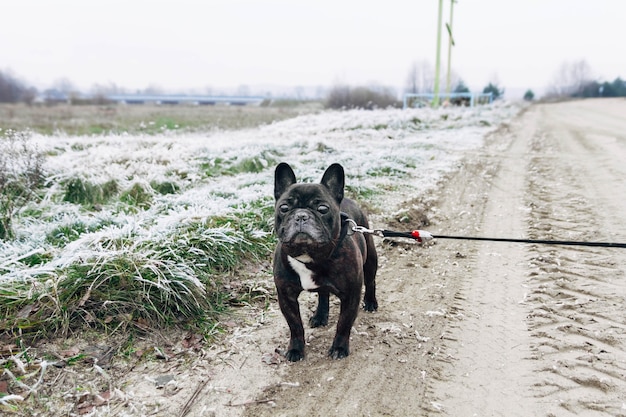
[295,211,310,223]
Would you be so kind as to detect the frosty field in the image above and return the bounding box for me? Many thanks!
[3,99,626,416]
[0,103,520,339]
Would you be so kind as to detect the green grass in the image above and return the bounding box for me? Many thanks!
[46,221,90,245]
[19,250,54,267]
[366,165,408,178]
[1,157,278,341]
[150,180,180,195]
[61,178,180,212]
[0,198,275,339]
[119,183,153,210]
[200,150,282,177]
[45,219,116,247]
[63,178,119,205]
[345,184,381,201]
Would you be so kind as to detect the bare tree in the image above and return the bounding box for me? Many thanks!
[569,60,593,96]
[91,82,126,96]
[53,77,77,95]
[326,84,399,110]
[51,77,81,103]
[0,70,27,103]
[547,59,593,97]
[406,62,420,94]
[90,82,126,104]
[405,60,435,94]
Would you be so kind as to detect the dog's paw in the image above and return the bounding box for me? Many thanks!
[309,314,328,328]
[363,299,378,312]
[328,345,349,360]
[285,348,305,362]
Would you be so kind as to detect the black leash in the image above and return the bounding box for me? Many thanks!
[352,225,626,249]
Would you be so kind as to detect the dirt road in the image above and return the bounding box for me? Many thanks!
[110,99,626,417]
[433,99,626,416]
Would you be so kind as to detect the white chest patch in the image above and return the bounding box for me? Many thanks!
[287,255,319,290]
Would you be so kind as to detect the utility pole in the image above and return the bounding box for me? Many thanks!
[433,0,444,107]
[446,0,457,96]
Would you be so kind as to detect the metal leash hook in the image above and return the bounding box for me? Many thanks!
[348,216,626,248]
[346,218,384,238]
[347,218,433,243]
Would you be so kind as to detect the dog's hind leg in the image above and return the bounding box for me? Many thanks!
[362,235,378,312]
[309,291,330,327]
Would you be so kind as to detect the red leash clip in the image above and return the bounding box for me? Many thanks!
[411,230,433,243]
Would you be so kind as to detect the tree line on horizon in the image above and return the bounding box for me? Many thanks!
[0,67,500,110]
[404,59,626,103]
[543,59,626,99]
[2,59,625,107]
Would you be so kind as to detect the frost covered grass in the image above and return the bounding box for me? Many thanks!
[0,102,520,340]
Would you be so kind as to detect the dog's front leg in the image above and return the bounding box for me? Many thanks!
[276,284,306,361]
[328,288,361,359]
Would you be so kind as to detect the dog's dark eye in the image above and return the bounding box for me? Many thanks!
[279,204,289,213]
[317,205,329,214]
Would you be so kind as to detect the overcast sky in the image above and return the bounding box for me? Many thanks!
[3,0,625,97]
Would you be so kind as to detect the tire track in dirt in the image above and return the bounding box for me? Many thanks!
[524,101,626,415]
[434,105,544,415]
[432,99,626,416]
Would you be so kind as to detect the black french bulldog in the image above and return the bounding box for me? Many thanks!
[273,162,378,361]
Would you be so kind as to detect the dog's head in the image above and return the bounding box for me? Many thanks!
[274,163,345,259]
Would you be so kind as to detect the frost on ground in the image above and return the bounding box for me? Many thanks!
[1,103,517,282]
[0,102,523,416]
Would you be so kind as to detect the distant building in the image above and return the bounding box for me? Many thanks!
[32,92,267,106]
[106,94,266,106]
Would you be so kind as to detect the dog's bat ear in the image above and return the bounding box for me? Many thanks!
[320,163,345,204]
[274,163,297,200]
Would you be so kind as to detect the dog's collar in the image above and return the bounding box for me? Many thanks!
[339,212,352,236]
[329,212,353,258]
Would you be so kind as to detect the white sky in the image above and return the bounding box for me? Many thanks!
[2,0,625,96]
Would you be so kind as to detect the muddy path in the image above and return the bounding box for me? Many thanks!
[236,99,626,417]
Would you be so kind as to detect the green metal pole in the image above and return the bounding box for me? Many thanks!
[433,0,443,107]
[446,0,456,96]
